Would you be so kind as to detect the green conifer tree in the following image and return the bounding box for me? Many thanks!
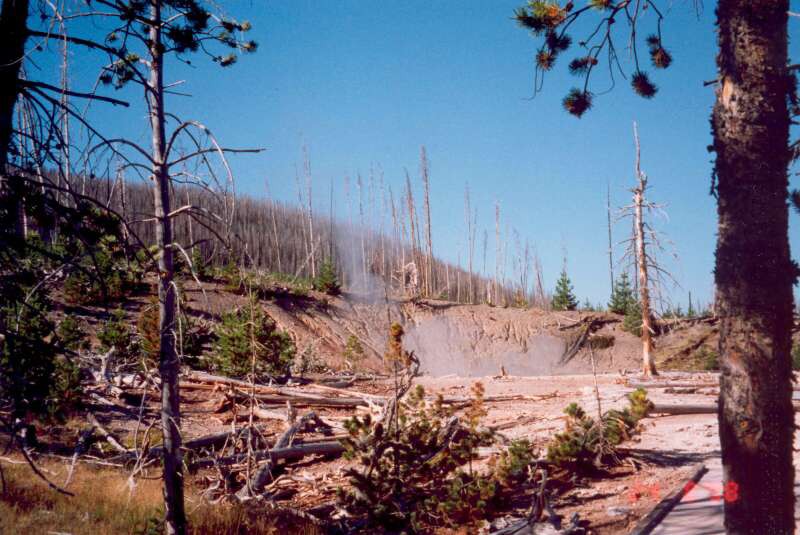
[551,268,578,311]
[212,302,294,378]
[608,272,636,315]
[313,259,342,295]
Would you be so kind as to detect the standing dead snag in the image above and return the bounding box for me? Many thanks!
[88,2,259,532]
[632,123,656,377]
[616,123,676,377]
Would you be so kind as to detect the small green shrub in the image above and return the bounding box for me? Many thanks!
[62,234,144,305]
[211,302,294,378]
[1,294,58,417]
[190,247,209,280]
[697,346,719,371]
[491,438,537,488]
[98,308,135,360]
[546,388,652,471]
[622,301,643,337]
[56,316,90,352]
[292,345,327,376]
[792,344,800,371]
[343,335,365,368]
[313,259,341,296]
[48,357,83,419]
[137,299,161,367]
[221,261,244,293]
[338,381,542,532]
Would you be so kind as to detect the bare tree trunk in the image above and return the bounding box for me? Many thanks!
[405,171,418,276]
[0,0,29,240]
[303,146,315,278]
[714,1,795,532]
[534,251,545,308]
[265,179,282,273]
[465,184,475,304]
[445,261,450,299]
[420,146,433,297]
[345,175,355,288]
[494,202,501,305]
[358,173,367,288]
[389,186,399,292]
[147,4,185,532]
[606,182,614,296]
[632,123,657,377]
[456,249,461,302]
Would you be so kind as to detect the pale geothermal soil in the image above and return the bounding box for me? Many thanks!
[415,372,722,533]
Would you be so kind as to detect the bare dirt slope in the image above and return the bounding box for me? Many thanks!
[176,281,718,377]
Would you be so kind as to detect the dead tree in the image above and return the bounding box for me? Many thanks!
[303,146,316,278]
[420,146,434,296]
[464,183,477,303]
[87,3,259,532]
[494,201,501,305]
[617,123,677,377]
[606,182,614,297]
[632,124,656,376]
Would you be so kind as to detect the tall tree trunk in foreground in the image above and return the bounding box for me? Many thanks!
[632,124,657,377]
[0,0,29,239]
[714,1,795,532]
[148,2,186,533]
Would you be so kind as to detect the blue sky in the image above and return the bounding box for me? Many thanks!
[44,0,800,309]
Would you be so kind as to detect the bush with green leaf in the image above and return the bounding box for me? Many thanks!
[546,388,652,472]
[62,232,144,305]
[313,259,341,295]
[343,334,365,369]
[98,308,136,360]
[292,345,327,376]
[698,346,720,371]
[338,381,541,532]
[1,294,56,418]
[56,316,90,352]
[211,302,294,378]
[792,344,800,371]
[0,293,82,420]
[622,301,643,336]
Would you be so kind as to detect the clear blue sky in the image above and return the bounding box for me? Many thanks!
[51,0,800,309]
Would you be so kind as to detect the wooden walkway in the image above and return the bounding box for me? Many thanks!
[650,458,800,534]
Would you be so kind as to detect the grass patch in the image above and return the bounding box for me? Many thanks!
[588,334,615,350]
[0,460,318,534]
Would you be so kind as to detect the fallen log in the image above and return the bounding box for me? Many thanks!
[302,382,385,402]
[186,371,377,406]
[630,380,800,392]
[183,371,281,394]
[652,402,800,415]
[87,413,129,454]
[441,393,558,409]
[251,406,289,421]
[627,381,718,389]
[489,415,540,432]
[114,427,272,461]
[191,440,345,470]
[226,389,370,408]
[243,412,334,497]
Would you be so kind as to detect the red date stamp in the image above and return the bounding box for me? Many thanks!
[626,479,739,504]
